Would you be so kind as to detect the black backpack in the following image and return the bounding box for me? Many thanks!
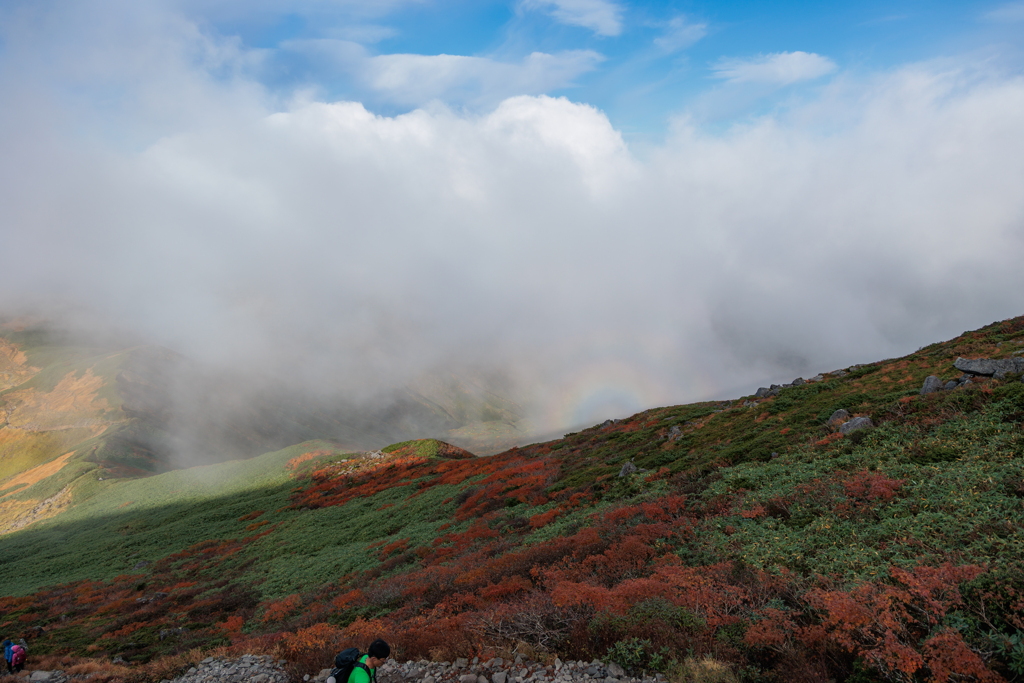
[332,648,373,683]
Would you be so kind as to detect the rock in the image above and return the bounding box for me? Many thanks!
[827,409,851,428]
[944,380,958,391]
[492,672,507,683]
[604,678,619,683]
[829,369,848,377]
[791,378,805,386]
[839,417,874,435]
[493,659,504,668]
[29,672,53,681]
[133,560,150,569]
[478,676,488,683]
[554,659,562,671]
[456,659,470,669]
[607,663,625,678]
[954,357,1024,376]
[600,419,614,428]
[618,461,638,477]
[424,678,436,683]
[253,676,269,683]
[754,387,771,398]
[667,425,682,441]
[461,674,479,683]
[920,376,944,395]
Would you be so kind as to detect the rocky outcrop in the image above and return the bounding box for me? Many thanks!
[954,357,1024,378]
[920,376,944,395]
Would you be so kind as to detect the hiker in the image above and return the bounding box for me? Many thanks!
[9,640,26,673]
[2,639,12,674]
[352,640,389,683]
[328,639,390,683]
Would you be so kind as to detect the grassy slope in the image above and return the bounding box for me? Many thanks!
[1,319,1023,681]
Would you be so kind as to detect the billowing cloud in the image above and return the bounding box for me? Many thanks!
[1,4,1023,434]
[521,0,624,37]
[653,15,707,53]
[712,51,837,85]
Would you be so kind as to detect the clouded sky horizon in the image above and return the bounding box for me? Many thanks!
[2,0,1023,431]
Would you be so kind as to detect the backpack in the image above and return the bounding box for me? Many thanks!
[10,645,25,667]
[331,648,372,683]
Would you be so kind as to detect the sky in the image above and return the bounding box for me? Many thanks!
[1,0,1023,432]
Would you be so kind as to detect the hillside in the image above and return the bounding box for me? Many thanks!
[0,318,534,533]
[1,317,1024,682]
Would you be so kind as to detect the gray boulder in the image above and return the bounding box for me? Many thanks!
[944,380,958,391]
[754,387,771,398]
[492,673,507,683]
[791,378,805,386]
[839,416,874,435]
[827,409,851,428]
[618,461,638,477]
[954,357,1024,376]
[920,376,944,395]
[607,663,626,677]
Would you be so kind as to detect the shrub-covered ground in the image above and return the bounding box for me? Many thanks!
[2,318,1024,682]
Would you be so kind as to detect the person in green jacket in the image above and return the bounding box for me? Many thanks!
[349,640,390,683]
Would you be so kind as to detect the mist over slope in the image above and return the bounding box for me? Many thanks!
[0,315,534,532]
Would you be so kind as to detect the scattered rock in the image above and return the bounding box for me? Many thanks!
[920,376,944,395]
[943,380,958,391]
[168,655,288,683]
[827,409,851,429]
[606,663,625,678]
[667,426,682,441]
[754,387,771,398]
[791,378,805,386]
[839,417,874,435]
[492,673,507,683]
[618,461,638,477]
[808,374,824,382]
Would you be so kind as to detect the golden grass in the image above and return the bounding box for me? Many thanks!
[6,369,110,430]
[0,451,75,498]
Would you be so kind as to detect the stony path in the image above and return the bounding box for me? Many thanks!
[18,654,660,683]
[309,656,664,683]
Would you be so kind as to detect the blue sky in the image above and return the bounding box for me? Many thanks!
[190,0,1024,137]
[1,0,1024,428]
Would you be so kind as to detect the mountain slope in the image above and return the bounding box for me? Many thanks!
[1,316,1023,682]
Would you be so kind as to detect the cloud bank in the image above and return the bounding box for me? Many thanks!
[1,4,1023,432]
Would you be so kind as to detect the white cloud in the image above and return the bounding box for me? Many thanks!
[712,51,837,85]
[982,2,1024,21]
[2,3,1024,433]
[521,0,624,37]
[653,15,707,53]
